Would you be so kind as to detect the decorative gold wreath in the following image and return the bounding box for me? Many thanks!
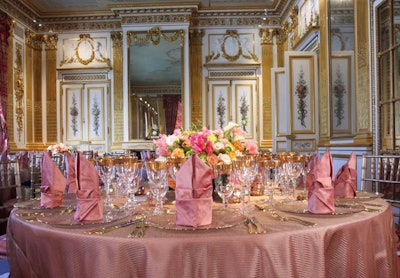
[75,37,95,65]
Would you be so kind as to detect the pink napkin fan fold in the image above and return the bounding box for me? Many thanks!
[334,152,357,198]
[74,153,103,222]
[175,155,213,227]
[307,151,335,214]
[40,151,66,208]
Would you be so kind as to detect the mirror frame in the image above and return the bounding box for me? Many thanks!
[122,26,190,143]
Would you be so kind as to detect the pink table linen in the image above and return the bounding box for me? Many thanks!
[6,198,397,278]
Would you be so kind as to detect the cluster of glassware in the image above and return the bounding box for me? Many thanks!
[92,151,312,216]
[94,153,171,215]
[209,152,313,214]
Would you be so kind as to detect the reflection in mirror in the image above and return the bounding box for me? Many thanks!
[128,28,184,140]
[329,0,354,137]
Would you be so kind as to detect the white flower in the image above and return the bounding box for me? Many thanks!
[223,122,240,133]
[213,142,225,153]
[218,153,232,164]
[165,135,178,147]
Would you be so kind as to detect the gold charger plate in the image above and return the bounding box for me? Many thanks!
[36,209,131,227]
[275,200,365,216]
[146,208,246,231]
[14,195,77,211]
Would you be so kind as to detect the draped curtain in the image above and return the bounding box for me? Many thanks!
[163,95,181,135]
[0,11,10,152]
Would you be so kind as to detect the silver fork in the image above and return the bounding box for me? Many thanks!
[270,210,317,227]
[128,216,145,238]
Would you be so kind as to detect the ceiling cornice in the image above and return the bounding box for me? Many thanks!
[0,0,293,33]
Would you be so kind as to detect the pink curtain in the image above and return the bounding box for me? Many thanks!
[163,95,181,135]
[0,11,10,152]
[174,101,182,130]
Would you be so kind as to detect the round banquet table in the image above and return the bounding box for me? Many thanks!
[6,196,398,278]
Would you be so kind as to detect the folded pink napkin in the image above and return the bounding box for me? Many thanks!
[64,152,77,194]
[307,151,335,214]
[40,151,66,208]
[334,152,357,198]
[175,155,213,227]
[74,153,103,222]
[304,152,318,190]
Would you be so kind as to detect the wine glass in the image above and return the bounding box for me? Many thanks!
[97,157,116,206]
[232,156,259,214]
[145,161,168,215]
[212,163,234,210]
[124,161,143,211]
[259,159,276,205]
[167,157,187,190]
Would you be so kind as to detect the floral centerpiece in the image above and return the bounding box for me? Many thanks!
[47,143,73,156]
[153,122,259,166]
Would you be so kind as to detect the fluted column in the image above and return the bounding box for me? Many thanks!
[259,28,274,149]
[353,0,372,146]
[111,31,123,149]
[24,29,43,147]
[317,0,330,145]
[7,18,15,149]
[43,34,58,145]
[189,29,203,125]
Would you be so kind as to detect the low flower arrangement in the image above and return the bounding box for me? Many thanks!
[47,143,73,155]
[153,122,259,166]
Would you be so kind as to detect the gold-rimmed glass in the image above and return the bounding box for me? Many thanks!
[232,156,259,214]
[145,161,169,215]
[212,163,234,210]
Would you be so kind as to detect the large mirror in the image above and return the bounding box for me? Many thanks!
[127,28,184,140]
[329,0,355,137]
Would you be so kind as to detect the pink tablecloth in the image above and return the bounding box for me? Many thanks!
[6,198,398,278]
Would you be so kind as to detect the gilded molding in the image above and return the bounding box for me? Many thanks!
[43,34,58,50]
[259,28,275,45]
[25,29,42,50]
[189,29,203,46]
[111,31,123,48]
[60,34,111,67]
[128,27,184,47]
[14,42,24,141]
[209,71,256,78]
[121,14,190,25]
[63,74,108,81]
[206,30,258,63]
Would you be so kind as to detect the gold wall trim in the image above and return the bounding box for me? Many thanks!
[62,74,108,81]
[208,71,257,78]
[14,42,24,142]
